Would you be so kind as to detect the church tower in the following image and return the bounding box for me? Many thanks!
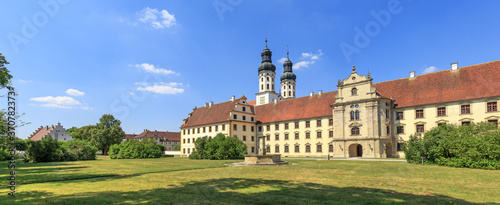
[280,50,296,99]
[256,38,279,105]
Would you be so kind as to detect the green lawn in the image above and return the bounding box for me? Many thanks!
[0,156,498,204]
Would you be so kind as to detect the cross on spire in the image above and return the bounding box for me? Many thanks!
[287,44,289,58]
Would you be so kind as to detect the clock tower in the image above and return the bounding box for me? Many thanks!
[256,38,279,105]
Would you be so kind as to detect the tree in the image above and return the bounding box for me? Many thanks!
[0,53,13,149]
[91,114,125,155]
[172,144,180,151]
[189,133,247,160]
[71,125,96,141]
[109,138,164,159]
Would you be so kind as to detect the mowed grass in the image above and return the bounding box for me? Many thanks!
[0,157,498,204]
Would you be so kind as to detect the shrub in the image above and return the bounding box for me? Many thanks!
[172,144,180,151]
[109,138,164,159]
[404,122,500,170]
[25,136,98,163]
[189,133,247,160]
[0,148,11,161]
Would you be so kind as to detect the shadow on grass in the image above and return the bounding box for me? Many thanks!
[5,178,484,204]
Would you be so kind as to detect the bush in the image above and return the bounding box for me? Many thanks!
[404,122,500,170]
[25,136,98,163]
[189,133,247,160]
[0,148,11,161]
[172,144,180,151]
[109,138,164,159]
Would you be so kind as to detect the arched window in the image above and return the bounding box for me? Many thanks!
[267,77,269,82]
[288,85,291,89]
[261,77,263,82]
[351,127,360,135]
[261,85,263,90]
[351,88,358,96]
[283,85,286,90]
[272,84,274,90]
[288,91,291,96]
[355,110,360,120]
[350,111,355,120]
[267,84,269,89]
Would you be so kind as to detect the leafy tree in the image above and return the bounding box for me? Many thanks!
[172,144,180,151]
[91,114,125,155]
[0,53,13,89]
[109,138,164,159]
[61,140,98,161]
[189,133,247,160]
[72,125,96,141]
[25,136,63,162]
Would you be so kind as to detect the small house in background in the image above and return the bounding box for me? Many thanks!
[124,134,137,141]
[28,122,73,142]
[133,129,180,150]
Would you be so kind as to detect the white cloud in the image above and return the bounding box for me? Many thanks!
[18,79,33,83]
[293,61,314,70]
[41,104,73,109]
[31,96,81,105]
[423,66,438,74]
[66,89,85,96]
[138,7,176,29]
[136,82,184,95]
[277,57,287,64]
[135,63,178,75]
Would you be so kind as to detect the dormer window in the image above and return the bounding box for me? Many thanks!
[351,88,358,96]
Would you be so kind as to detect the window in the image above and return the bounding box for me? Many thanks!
[251,117,254,121]
[275,124,279,130]
[397,125,404,134]
[294,145,299,153]
[197,128,200,133]
[183,139,186,143]
[233,124,238,131]
[317,131,322,138]
[351,127,360,135]
[233,135,237,138]
[461,104,471,114]
[209,126,212,132]
[329,144,333,152]
[284,133,289,140]
[285,123,289,130]
[488,119,498,127]
[329,119,333,126]
[187,138,190,143]
[295,122,299,129]
[487,102,497,112]
[183,130,186,135]
[438,123,446,126]
[188,129,190,134]
[317,145,322,153]
[329,131,333,138]
[396,112,404,120]
[351,87,357,95]
[317,120,322,127]
[266,135,270,141]
[258,126,262,132]
[306,121,310,128]
[215,126,218,132]
[243,125,246,131]
[306,145,311,153]
[275,145,280,153]
[233,114,237,120]
[295,133,299,139]
[437,107,446,117]
[242,107,246,112]
[203,127,206,133]
[350,111,355,121]
[284,145,289,153]
[183,148,186,154]
[267,84,269,89]
[386,109,389,119]
[416,109,424,118]
[222,124,225,131]
[266,125,270,131]
[355,110,360,120]
[243,116,246,121]
[416,124,425,133]
[386,126,390,134]
[275,134,279,140]
[266,146,270,153]
[251,126,254,132]
[306,132,310,139]
[462,121,471,126]
[397,143,404,151]
[251,147,255,153]
[251,136,255,141]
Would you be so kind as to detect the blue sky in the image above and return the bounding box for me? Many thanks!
[1,0,500,138]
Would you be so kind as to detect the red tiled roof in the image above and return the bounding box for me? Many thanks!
[29,126,54,141]
[255,91,337,123]
[180,98,243,128]
[134,130,180,141]
[247,100,256,105]
[124,134,136,140]
[373,60,500,108]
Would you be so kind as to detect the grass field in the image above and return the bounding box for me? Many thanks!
[1,156,499,204]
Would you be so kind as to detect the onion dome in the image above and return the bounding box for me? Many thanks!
[280,51,296,81]
[258,38,276,73]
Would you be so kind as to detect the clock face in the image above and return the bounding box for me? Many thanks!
[260,97,265,104]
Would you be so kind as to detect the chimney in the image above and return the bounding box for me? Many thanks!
[318,90,322,95]
[204,102,208,107]
[209,101,214,107]
[230,96,235,101]
[410,71,415,79]
[310,91,314,96]
[451,62,458,72]
[274,99,278,104]
[144,129,147,132]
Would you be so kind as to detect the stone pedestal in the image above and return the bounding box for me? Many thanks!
[230,154,289,166]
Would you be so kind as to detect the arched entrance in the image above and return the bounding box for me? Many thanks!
[348,144,363,157]
[385,142,392,158]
